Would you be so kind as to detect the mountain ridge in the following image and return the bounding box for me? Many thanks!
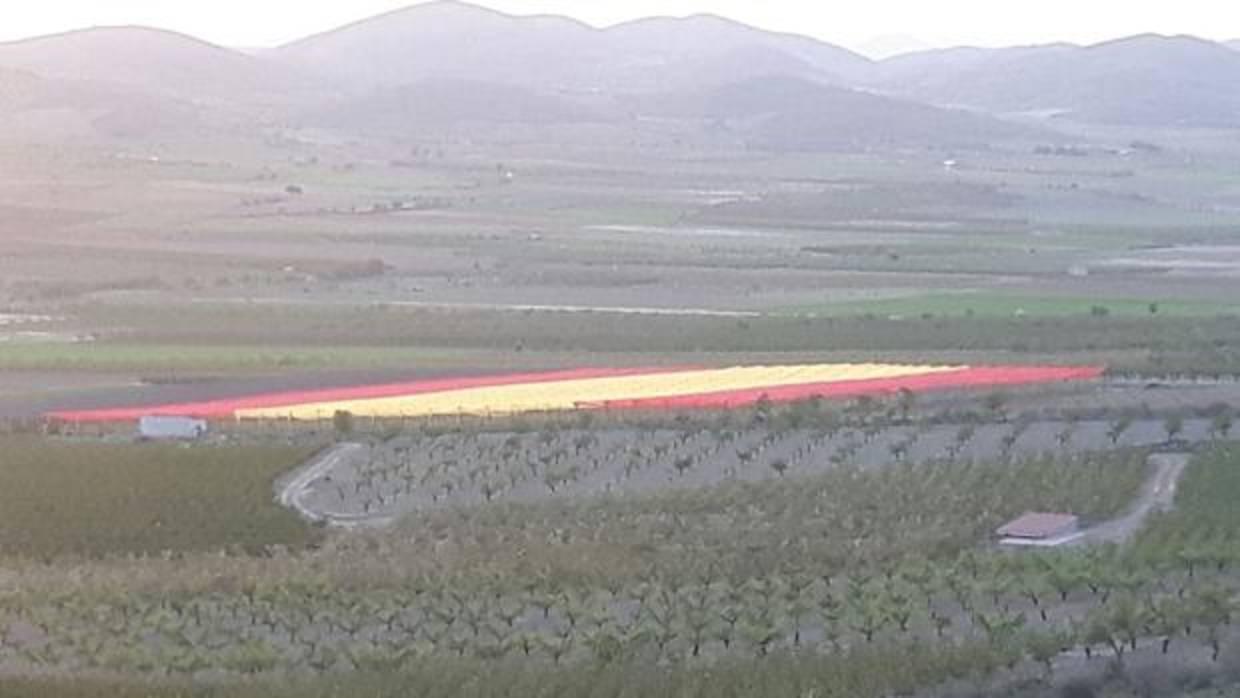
[0,25,330,106]
[873,33,1240,126]
[1,4,1238,145]
[273,1,871,91]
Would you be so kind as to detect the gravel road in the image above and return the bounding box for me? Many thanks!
[280,441,1196,537]
[275,443,396,529]
[1075,452,1190,546]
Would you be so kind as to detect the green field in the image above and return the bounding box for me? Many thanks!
[0,645,1024,698]
[0,343,500,373]
[0,437,321,559]
[0,448,1151,693]
[19,303,1240,378]
[783,293,1239,319]
[5,433,1240,697]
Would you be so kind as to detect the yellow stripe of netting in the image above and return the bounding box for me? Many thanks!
[237,363,962,420]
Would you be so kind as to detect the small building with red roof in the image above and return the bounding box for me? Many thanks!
[997,512,1081,547]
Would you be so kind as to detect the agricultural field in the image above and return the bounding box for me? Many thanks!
[10,301,1239,400]
[784,293,1239,320]
[0,437,1155,674]
[2,147,1240,698]
[0,437,321,558]
[1,19,1240,698]
[4,344,1238,697]
[5,430,1240,697]
[291,414,1214,524]
[3,122,1240,422]
[45,362,1101,422]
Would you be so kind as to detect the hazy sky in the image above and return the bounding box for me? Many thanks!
[1,0,1237,55]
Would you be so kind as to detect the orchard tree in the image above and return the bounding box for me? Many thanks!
[333,410,355,438]
[1211,411,1234,441]
[983,392,1008,422]
[1025,629,1069,684]
[1190,585,1235,662]
[896,388,917,424]
[1164,413,1185,444]
[1145,596,1185,655]
[1107,417,1133,446]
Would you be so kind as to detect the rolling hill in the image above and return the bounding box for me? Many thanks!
[0,26,329,107]
[8,4,1239,148]
[857,34,937,60]
[0,66,206,141]
[602,13,872,86]
[306,79,604,132]
[275,1,603,90]
[274,1,872,92]
[642,75,1040,151]
[875,34,1240,126]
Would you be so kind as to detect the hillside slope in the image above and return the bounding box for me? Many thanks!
[276,2,602,89]
[306,79,604,131]
[275,1,872,91]
[0,26,329,107]
[0,66,206,141]
[875,34,1240,126]
[644,75,1040,151]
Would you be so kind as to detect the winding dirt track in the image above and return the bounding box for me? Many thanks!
[278,443,1194,535]
[1074,452,1190,546]
[275,443,396,529]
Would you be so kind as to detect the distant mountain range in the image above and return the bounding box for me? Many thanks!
[307,79,603,130]
[0,26,325,107]
[0,64,212,141]
[0,1,1237,148]
[856,35,937,60]
[274,2,871,91]
[639,75,1040,150]
[875,35,1240,127]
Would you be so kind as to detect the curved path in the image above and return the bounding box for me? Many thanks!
[1074,452,1190,546]
[280,444,1194,535]
[275,443,397,530]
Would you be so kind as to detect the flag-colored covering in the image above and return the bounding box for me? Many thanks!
[48,364,1103,423]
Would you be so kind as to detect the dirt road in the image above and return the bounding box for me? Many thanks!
[1075,452,1190,546]
[279,445,1194,536]
[275,443,396,529]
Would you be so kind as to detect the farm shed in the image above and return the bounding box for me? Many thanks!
[139,416,207,441]
[997,512,1081,547]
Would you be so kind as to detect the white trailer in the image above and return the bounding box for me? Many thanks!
[138,416,207,441]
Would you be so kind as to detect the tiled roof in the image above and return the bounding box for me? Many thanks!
[997,512,1079,539]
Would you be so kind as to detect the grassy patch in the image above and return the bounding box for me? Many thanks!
[15,302,1240,378]
[0,343,493,372]
[0,437,321,559]
[0,643,1015,698]
[782,293,1238,319]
